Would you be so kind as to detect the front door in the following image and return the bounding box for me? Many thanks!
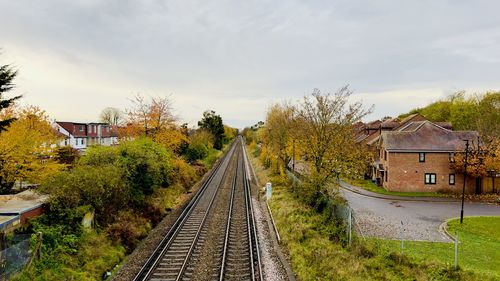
[475,177,482,194]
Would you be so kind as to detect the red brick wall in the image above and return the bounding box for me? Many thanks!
[382,152,475,193]
[20,206,44,224]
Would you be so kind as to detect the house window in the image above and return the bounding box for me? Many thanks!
[419,152,425,162]
[425,173,436,184]
[81,139,84,145]
[64,139,68,146]
[449,174,455,185]
[79,125,84,131]
[449,152,455,163]
[384,150,387,160]
[385,169,388,182]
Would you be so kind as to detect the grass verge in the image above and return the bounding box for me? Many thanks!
[373,216,500,279]
[344,178,446,197]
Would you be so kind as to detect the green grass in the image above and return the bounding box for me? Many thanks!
[373,217,500,280]
[247,147,484,280]
[344,178,447,197]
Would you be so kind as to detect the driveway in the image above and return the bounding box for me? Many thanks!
[341,187,500,242]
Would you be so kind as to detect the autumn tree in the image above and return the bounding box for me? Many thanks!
[452,138,500,180]
[0,63,21,131]
[295,87,372,195]
[198,110,225,150]
[185,130,214,161]
[262,102,295,174]
[125,95,176,137]
[100,107,124,126]
[0,106,64,193]
[154,129,189,155]
[223,125,238,143]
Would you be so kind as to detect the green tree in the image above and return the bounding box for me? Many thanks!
[198,110,225,150]
[0,64,21,131]
[475,92,500,141]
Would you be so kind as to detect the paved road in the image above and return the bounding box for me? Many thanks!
[341,188,500,242]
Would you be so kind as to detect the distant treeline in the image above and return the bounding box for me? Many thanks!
[399,91,499,141]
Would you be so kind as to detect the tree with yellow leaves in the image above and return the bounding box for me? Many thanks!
[0,106,64,193]
[294,87,372,195]
[262,102,296,174]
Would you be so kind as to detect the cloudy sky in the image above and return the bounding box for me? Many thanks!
[1,0,499,128]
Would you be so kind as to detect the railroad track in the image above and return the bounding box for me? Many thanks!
[219,142,263,281]
[133,138,262,281]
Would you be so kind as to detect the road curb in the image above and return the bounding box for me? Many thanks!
[340,183,460,203]
[438,218,457,242]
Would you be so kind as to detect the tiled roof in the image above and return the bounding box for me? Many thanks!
[382,121,478,152]
[392,113,427,131]
[56,121,87,137]
[381,118,400,129]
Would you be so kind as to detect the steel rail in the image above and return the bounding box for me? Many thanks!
[218,146,239,281]
[133,142,236,281]
[244,152,256,280]
[242,138,264,281]
[173,149,235,281]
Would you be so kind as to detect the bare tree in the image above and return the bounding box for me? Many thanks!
[99,107,124,126]
[126,94,176,137]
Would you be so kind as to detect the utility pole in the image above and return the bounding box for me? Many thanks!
[460,139,469,224]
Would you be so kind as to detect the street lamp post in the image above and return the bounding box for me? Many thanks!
[460,140,470,224]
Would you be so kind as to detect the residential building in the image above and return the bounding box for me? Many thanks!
[375,121,478,193]
[54,121,118,151]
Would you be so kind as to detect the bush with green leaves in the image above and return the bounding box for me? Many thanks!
[79,138,172,203]
[41,165,127,226]
[185,142,209,161]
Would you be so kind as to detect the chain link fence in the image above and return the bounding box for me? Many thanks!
[0,234,32,280]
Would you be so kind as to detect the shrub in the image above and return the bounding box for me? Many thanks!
[41,165,128,226]
[185,142,209,161]
[80,138,173,203]
[171,158,198,189]
[106,211,151,253]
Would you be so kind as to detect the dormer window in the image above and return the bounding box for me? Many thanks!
[79,125,84,131]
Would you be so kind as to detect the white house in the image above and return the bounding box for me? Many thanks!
[53,121,118,151]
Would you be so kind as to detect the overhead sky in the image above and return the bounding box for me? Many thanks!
[1,0,499,128]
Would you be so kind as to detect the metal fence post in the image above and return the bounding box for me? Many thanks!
[454,232,459,269]
[400,221,404,256]
[348,208,352,246]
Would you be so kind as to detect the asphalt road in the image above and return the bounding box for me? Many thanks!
[341,188,500,242]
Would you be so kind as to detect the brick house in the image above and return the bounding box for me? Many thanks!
[54,121,118,151]
[375,121,478,193]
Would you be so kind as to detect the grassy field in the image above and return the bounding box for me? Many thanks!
[373,217,500,279]
[248,149,488,280]
[344,178,447,197]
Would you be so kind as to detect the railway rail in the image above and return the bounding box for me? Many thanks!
[133,138,262,281]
